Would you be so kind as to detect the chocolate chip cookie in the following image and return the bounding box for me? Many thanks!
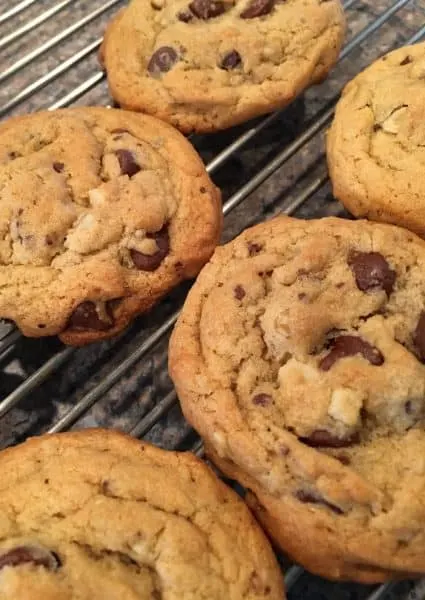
[100,0,346,133]
[169,216,425,582]
[0,107,221,345]
[327,42,425,237]
[0,428,284,599]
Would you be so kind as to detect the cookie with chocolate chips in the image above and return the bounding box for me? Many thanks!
[0,429,284,599]
[328,42,425,237]
[100,0,346,133]
[169,216,425,583]
[0,107,221,345]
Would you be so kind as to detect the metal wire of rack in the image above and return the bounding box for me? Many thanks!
[1,1,425,598]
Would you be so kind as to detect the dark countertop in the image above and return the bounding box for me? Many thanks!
[1,1,425,598]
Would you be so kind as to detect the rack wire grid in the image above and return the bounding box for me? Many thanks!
[1,0,425,598]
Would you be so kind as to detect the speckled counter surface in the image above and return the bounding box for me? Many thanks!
[1,1,425,598]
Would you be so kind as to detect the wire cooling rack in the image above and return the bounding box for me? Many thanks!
[1,1,425,598]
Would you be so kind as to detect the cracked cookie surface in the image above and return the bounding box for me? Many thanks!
[0,428,284,599]
[169,216,425,582]
[327,42,425,237]
[0,107,221,345]
[100,0,345,133]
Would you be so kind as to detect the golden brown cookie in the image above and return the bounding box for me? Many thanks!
[0,107,221,345]
[100,0,346,133]
[327,42,425,237]
[0,428,285,599]
[169,215,425,583]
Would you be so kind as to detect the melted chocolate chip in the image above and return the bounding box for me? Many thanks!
[295,490,319,504]
[189,0,225,18]
[319,335,384,372]
[130,226,169,272]
[147,47,178,77]
[301,429,359,448]
[252,393,272,406]
[0,546,61,572]
[240,0,274,18]
[234,285,246,300]
[247,241,263,256]
[111,128,130,134]
[360,407,368,423]
[115,149,141,177]
[68,301,114,331]
[53,162,64,173]
[400,56,413,66]
[336,453,351,465]
[348,251,396,296]
[414,311,425,362]
[101,480,111,494]
[177,9,193,21]
[295,490,343,515]
[220,50,242,70]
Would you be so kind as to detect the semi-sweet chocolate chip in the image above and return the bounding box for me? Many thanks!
[400,56,413,65]
[53,162,64,173]
[110,128,130,134]
[147,47,178,77]
[177,9,193,21]
[220,50,242,70]
[301,429,359,448]
[319,335,384,371]
[295,490,343,515]
[404,400,421,418]
[189,0,225,19]
[68,301,114,331]
[234,285,246,300]
[130,226,169,272]
[0,546,61,571]
[348,251,396,296]
[115,149,141,177]
[252,393,272,406]
[247,241,263,255]
[335,453,351,465]
[240,0,274,19]
[414,311,425,362]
